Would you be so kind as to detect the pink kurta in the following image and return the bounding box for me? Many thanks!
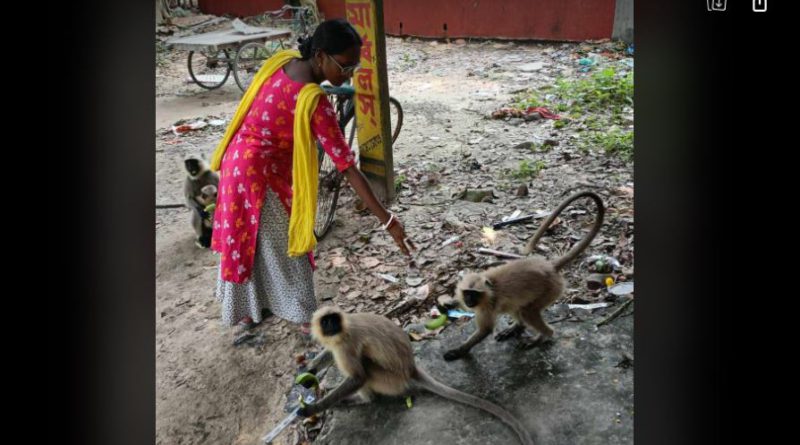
[211,67,356,283]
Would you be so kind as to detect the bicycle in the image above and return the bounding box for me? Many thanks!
[314,82,404,240]
[233,4,320,92]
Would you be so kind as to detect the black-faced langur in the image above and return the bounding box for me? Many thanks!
[300,306,534,445]
[444,191,605,361]
[183,156,219,248]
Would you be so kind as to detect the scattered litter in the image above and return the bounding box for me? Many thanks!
[585,255,622,273]
[477,248,523,259]
[172,120,208,136]
[376,273,399,284]
[568,302,611,311]
[608,282,634,296]
[441,236,461,247]
[447,309,475,319]
[425,314,448,330]
[406,276,423,286]
[502,210,522,222]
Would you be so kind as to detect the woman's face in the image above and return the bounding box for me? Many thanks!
[316,45,361,86]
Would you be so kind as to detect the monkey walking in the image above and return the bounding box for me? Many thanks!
[183,156,219,248]
[444,191,605,361]
[299,307,534,445]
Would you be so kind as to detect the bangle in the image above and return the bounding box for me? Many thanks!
[381,213,396,230]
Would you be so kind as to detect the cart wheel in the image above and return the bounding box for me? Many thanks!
[188,49,231,90]
[233,40,285,92]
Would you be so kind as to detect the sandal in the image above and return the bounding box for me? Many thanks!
[231,316,260,346]
[232,332,256,346]
[238,316,259,330]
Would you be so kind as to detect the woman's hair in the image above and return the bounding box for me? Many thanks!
[298,18,362,60]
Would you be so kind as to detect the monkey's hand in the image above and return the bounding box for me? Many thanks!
[305,350,333,375]
[443,348,467,361]
[189,202,207,218]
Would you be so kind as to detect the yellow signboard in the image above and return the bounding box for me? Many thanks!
[345,0,394,201]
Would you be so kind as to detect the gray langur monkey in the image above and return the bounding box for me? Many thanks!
[443,191,605,361]
[300,306,534,445]
[194,183,217,231]
[183,156,219,248]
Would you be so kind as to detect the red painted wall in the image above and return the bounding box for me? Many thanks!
[317,0,346,19]
[199,0,615,41]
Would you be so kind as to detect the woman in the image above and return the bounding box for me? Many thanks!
[209,19,413,344]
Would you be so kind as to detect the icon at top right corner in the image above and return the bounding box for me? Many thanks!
[707,0,726,12]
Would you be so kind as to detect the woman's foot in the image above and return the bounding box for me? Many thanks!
[232,316,260,346]
[239,316,257,329]
[299,322,311,339]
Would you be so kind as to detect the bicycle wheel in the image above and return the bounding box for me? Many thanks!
[388,96,403,145]
[188,49,231,89]
[286,5,319,41]
[233,41,284,92]
[340,96,403,152]
[314,105,353,240]
[314,148,343,241]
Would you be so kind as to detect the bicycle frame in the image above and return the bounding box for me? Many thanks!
[261,5,316,39]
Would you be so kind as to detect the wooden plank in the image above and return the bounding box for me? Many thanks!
[165,28,291,52]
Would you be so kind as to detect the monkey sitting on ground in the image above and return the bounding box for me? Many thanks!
[300,306,534,445]
[443,191,605,361]
[183,156,219,248]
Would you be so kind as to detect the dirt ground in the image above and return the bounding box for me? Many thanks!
[156,31,633,445]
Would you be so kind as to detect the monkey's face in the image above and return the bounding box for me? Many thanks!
[457,273,494,308]
[185,159,201,176]
[319,312,343,337]
[200,185,218,205]
[462,289,484,308]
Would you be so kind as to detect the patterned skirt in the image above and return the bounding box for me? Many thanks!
[215,189,316,326]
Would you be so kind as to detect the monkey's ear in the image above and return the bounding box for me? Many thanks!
[484,278,494,289]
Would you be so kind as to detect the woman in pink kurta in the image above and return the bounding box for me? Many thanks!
[211,68,355,284]
[212,19,414,345]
